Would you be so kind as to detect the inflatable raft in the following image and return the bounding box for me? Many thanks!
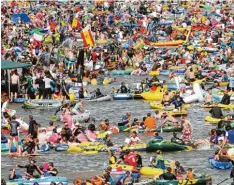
[201,103,234,110]
[159,69,185,76]
[55,144,69,152]
[208,155,232,170]
[111,69,133,76]
[71,110,90,122]
[150,103,190,110]
[7,176,68,185]
[86,95,111,102]
[109,164,134,171]
[140,91,163,101]
[151,40,184,47]
[155,126,183,133]
[13,98,25,103]
[149,70,160,76]
[113,93,132,100]
[204,116,223,124]
[24,100,62,109]
[140,166,163,176]
[155,175,212,185]
[146,139,188,152]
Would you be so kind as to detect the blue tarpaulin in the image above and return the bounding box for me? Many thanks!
[11,13,30,23]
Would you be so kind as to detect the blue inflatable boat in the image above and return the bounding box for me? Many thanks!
[208,155,232,170]
[7,176,68,185]
[55,144,69,152]
[113,93,132,100]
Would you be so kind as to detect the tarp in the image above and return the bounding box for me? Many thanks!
[1,60,32,70]
[11,13,30,23]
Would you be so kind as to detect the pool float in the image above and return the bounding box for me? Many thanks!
[67,145,82,152]
[109,164,134,171]
[204,116,231,124]
[13,98,25,103]
[37,144,50,153]
[82,146,99,155]
[24,100,62,109]
[71,110,90,122]
[91,79,97,85]
[164,110,188,117]
[7,176,68,185]
[146,139,189,152]
[111,69,133,76]
[183,84,204,104]
[149,70,160,76]
[140,91,164,101]
[55,144,69,152]
[155,175,212,185]
[201,104,234,110]
[140,166,164,176]
[103,79,112,85]
[86,95,112,102]
[113,93,132,100]
[150,40,184,47]
[208,155,232,170]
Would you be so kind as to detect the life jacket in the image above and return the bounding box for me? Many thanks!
[124,153,137,166]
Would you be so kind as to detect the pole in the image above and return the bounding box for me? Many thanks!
[7,70,11,98]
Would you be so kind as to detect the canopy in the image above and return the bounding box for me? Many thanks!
[1,60,32,70]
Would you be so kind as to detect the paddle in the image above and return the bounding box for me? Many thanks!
[185,145,193,150]
[216,177,232,185]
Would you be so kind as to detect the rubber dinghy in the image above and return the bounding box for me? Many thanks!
[86,95,111,102]
[7,176,68,185]
[208,155,232,170]
[24,99,62,109]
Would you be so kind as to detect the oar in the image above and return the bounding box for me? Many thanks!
[216,177,232,185]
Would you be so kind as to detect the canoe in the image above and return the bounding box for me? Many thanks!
[13,98,25,103]
[111,69,133,76]
[87,95,111,102]
[218,82,228,86]
[7,176,68,185]
[201,104,234,110]
[208,155,232,170]
[155,175,212,185]
[55,144,69,152]
[151,40,184,47]
[204,116,222,124]
[146,139,188,152]
[140,92,163,101]
[24,100,62,109]
[149,71,160,76]
[71,110,90,122]
[109,164,134,171]
[113,93,132,100]
[140,166,163,176]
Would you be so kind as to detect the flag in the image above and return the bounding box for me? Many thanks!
[72,18,81,29]
[80,28,94,47]
[33,28,43,43]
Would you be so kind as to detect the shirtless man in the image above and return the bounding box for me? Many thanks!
[159,112,179,127]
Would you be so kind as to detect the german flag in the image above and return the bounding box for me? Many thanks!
[80,28,94,47]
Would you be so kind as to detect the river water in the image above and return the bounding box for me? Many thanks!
[1,75,233,184]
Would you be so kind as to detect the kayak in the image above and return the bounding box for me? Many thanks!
[13,98,25,103]
[113,93,132,100]
[155,175,212,185]
[140,91,163,101]
[140,166,163,176]
[86,95,111,102]
[201,103,234,110]
[204,116,223,124]
[71,110,90,122]
[149,71,160,76]
[150,102,190,110]
[7,176,68,185]
[208,155,232,170]
[151,40,184,47]
[24,100,62,109]
[146,139,188,152]
[111,69,133,76]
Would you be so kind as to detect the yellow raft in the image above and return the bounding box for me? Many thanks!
[91,79,97,85]
[150,102,190,110]
[82,146,99,155]
[140,166,164,176]
[218,81,228,86]
[205,116,223,124]
[201,103,234,110]
[151,40,184,47]
[103,78,112,85]
[109,164,134,171]
[141,91,163,101]
[67,146,82,152]
[121,143,147,152]
[149,71,160,76]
